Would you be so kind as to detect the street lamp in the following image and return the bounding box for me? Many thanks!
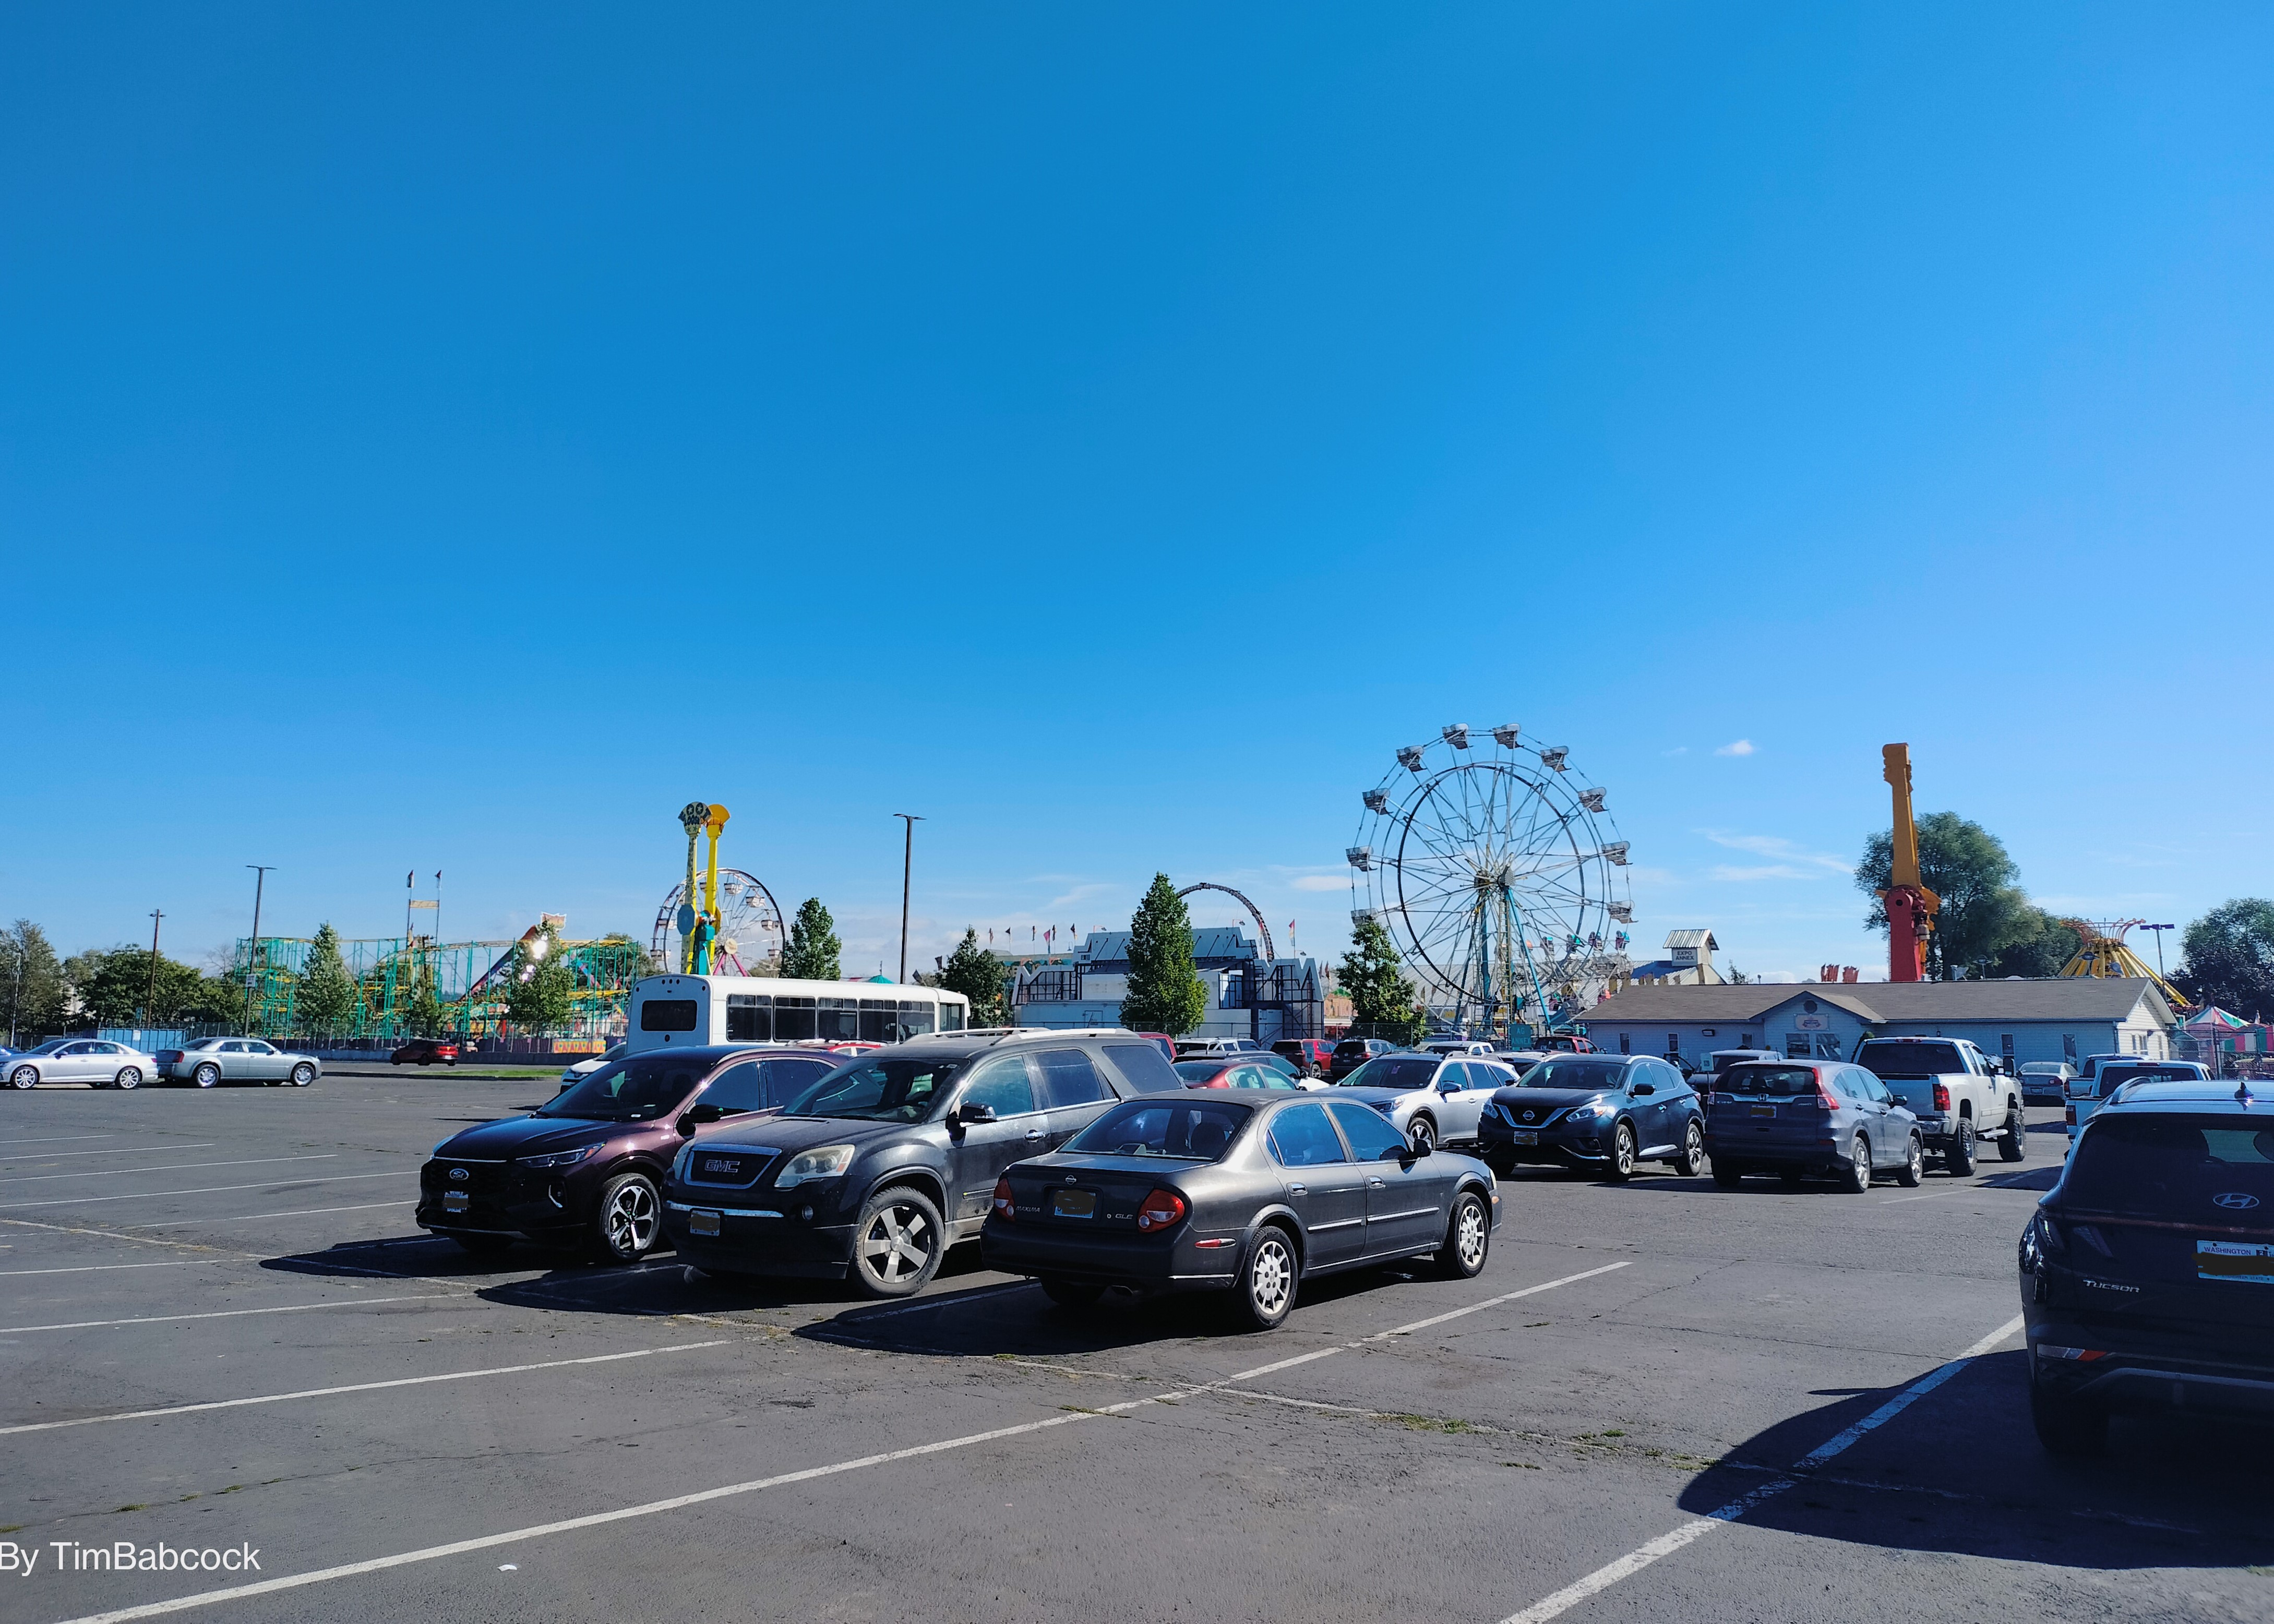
[143,909,164,1033]
[894,814,925,984]
[2142,923,2176,980]
[244,866,276,1034]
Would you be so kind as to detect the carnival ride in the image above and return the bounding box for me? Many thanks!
[2056,917,2192,1011]
[1176,882,1276,964]
[648,802,787,977]
[1348,724,1633,1037]
[229,929,650,1040]
[1878,743,1938,983]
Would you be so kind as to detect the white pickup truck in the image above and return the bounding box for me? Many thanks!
[1852,1037,2026,1175]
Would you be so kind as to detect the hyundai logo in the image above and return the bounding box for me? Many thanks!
[447,1168,468,1182]
[2215,1193,2261,1210]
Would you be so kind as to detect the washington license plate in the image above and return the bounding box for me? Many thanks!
[688,1209,721,1237]
[1051,1189,1097,1219]
[2198,1240,2274,1284]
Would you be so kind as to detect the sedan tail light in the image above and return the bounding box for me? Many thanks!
[990,1176,1015,1221]
[1933,1081,1951,1112]
[1135,1189,1188,1232]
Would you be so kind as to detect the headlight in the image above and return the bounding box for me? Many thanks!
[1582,1101,1617,1117]
[775,1144,856,1188]
[519,1145,599,1170]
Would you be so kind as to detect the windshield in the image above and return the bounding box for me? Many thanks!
[1337,1055,1439,1090]
[21,1040,68,1056]
[1173,1060,1231,1082]
[1067,1099,1250,1161]
[535,1055,710,1122]
[1515,1057,1629,1091]
[2064,1114,2274,1220]
[2099,1064,2206,1096]
[784,1057,961,1123]
[1855,1041,1964,1078]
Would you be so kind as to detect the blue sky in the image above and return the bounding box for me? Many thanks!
[4,4,2269,984]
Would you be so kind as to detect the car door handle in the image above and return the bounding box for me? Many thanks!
[1023,1127,1044,1141]
[1287,1183,1307,1195]
[1368,1177,1385,1189]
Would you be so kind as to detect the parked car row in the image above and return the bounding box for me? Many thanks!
[3,1037,321,1090]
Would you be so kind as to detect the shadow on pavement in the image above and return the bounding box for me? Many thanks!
[1677,1350,2274,1570]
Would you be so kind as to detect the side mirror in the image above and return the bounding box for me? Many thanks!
[1631,1082,1655,1097]
[956,1101,997,1126]
[677,1102,725,1138]
[1403,1139,1432,1159]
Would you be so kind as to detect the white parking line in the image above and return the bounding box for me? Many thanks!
[838,1280,1034,1322]
[0,1143,216,1162]
[0,1340,729,1436]
[0,1260,203,1278]
[42,1260,1634,1623]
[0,1154,338,1185]
[1493,1313,2027,1624]
[0,1135,117,1146]
[128,1201,416,1227]
[0,1293,453,1335]
[0,1170,411,1210]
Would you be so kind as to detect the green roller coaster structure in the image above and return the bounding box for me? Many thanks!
[228,934,653,1040]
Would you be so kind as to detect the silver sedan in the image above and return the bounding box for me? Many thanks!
[5,1039,162,1090]
[159,1038,321,1088]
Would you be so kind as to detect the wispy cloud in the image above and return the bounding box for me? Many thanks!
[1043,883,1116,912]
[1290,875,1348,893]
[1700,832,1852,875]
[1662,746,1690,757]
[1708,863,1816,882]
[1714,739,1757,757]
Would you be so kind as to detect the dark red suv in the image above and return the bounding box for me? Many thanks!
[1271,1038,1333,1078]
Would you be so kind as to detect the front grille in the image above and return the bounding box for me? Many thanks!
[424,1160,510,1198]
[684,1146,779,1188]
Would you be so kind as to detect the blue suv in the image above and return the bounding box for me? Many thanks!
[1704,1059,1924,1193]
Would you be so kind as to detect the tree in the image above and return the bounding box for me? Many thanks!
[65,946,210,1027]
[1856,813,2036,980]
[939,929,1011,1027]
[1120,873,1207,1036]
[1725,963,1753,986]
[2175,900,2274,1016]
[504,922,575,1032]
[780,899,842,982]
[298,923,358,1035]
[1983,909,2082,981]
[1339,914,1426,1042]
[0,920,67,1043]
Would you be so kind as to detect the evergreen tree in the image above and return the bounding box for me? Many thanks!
[505,922,575,1031]
[0,920,67,1042]
[939,928,1010,1026]
[1340,914,1418,1037]
[1120,874,1207,1036]
[781,898,843,981]
[298,923,357,1035]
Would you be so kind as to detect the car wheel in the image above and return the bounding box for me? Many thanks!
[1604,1121,1637,1182]
[2030,1379,2108,1457]
[1437,1190,1490,1279]
[114,1067,142,1091]
[1040,1277,1106,1311]
[1895,1134,1924,1188]
[1712,1164,1745,1190]
[1945,1118,1977,1177]
[1231,1224,1297,1331]
[851,1186,945,1298]
[1998,1106,2027,1163]
[1841,1134,1872,1194]
[1668,1120,1705,1176]
[452,1233,514,1256]
[7,1065,36,1090]
[290,1063,316,1087]
[591,1172,662,1262]
[1407,1117,1437,1154]
[194,1063,220,1089]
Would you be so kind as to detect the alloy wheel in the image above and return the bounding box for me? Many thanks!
[605,1179,658,1256]
[1408,1118,1435,1154]
[1249,1232,1293,1318]
[8,1066,34,1090]
[115,1068,141,1090]
[1455,1200,1487,1269]
[859,1200,936,1286]
[1611,1122,1636,1178]
[195,1065,219,1088]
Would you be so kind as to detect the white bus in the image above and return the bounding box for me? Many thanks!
[626,974,969,1054]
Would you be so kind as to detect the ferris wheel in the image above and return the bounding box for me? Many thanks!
[650,870,785,976]
[1348,724,1634,1034]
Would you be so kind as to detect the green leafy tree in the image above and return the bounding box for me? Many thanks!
[298,923,358,1035]
[939,929,1011,1027]
[504,923,576,1032]
[1983,909,2082,980]
[781,898,843,981]
[1725,963,1753,986]
[1340,914,1424,1040]
[1856,813,2035,980]
[0,920,68,1042]
[1120,873,1207,1036]
[65,947,211,1027]
[2176,900,2274,1016]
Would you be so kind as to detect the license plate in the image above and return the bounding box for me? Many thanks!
[1750,1103,1776,1118]
[1051,1188,1097,1219]
[1510,1129,1538,1146]
[442,1191,469,1211]
[688,1209,722,1237]
[2198,1240,2274,1284]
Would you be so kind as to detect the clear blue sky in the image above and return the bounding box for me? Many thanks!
[4,4,2269,984]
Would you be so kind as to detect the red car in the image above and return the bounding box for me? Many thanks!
[1171,1057,1286,1090]
[1135,1032,1177,1065]
[392,1039,460,1066]
[1272,1038,1333,1078]
[1536,1033,1596,1054]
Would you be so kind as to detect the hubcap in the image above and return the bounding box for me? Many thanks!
[1251,1237,1292,1315]
[198,1067,217,1086]
[1617,1126,1634,1172]
[859,1203,935,1283]
[1411,1123,1433,1151]
[606,1182,657,1253]
[1457,1203,1486,1267]
[1854,1140,1870,1183]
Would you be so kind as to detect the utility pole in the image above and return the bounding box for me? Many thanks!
[894,814,925,985]
[143,910,164,1032]
[8,935,22,1049]
[2143,923,2175,980]
[244,865,275,1034]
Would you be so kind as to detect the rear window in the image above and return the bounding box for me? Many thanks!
[1854,1041,1963,1078]
[1333,1040,1373,1057]
[1339,1055,1440,1090]
[1720,1065,1822,1098]
[2064,1115,2274,1221]
[1068,1099,1250,1161]
[2098,1065,2204,1097]
[1102,1042,1184,1096]
[639,999,699,1033]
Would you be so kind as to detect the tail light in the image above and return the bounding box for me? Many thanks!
[990,1176,1015,1221]
[1135,1189,1188,1232]
[1815,1080,1841,1111]
[2065,1103,2076,1127]
[1933,1081,1951,1112]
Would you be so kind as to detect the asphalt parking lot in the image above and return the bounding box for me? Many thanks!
[4,1077,2269,1624]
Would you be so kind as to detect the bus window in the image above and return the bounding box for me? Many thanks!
[857,999,894,1043]
[774,996,816,1041]
[895,1000,935,1040]
[818,997,858,1043]
[639,999,697,1033]
[725,994,772,1042]
[942,1001,965,1031]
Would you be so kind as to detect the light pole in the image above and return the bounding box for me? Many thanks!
[244,865,275,1034]
[7,936,22,1049]
[2143,923,2176,981]
[894,814,925,984]
[143,910,164,1032]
